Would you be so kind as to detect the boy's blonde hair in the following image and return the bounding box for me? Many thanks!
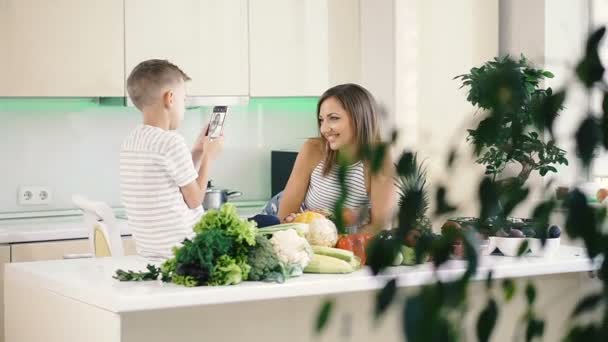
[126,59,191,110]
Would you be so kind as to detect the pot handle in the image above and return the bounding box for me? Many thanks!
[227,191,242,199]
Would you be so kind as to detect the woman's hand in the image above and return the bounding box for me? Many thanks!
[282,213,298,223]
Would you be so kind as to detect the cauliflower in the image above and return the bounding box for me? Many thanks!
[307,218,338,247]
[269,229,313,276]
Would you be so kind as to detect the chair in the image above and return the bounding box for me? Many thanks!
[72,195,124,257]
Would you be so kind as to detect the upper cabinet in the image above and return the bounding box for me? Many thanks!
[0,0,124,97]
[0,0,360,98]
[248,0,361,97]
[125,0,249,97]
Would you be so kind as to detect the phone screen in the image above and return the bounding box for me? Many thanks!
[208,106,228,139]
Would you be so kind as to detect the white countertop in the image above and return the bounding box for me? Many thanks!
[5,245,597,314]
[0,203,265,244]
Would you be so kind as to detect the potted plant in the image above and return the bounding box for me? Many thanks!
[452,55,569,243]
[455,55,568,187]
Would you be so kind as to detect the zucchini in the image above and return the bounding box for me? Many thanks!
[311,245,354,262]
[350,255,361,270]
[304,254,355,274]
[257,223,309,236]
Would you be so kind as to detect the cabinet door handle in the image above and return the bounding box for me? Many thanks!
[63,253,93,259]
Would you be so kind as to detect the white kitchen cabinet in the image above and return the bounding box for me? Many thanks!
[0,245,10,342]
[0,239,133,342]
[248,0,361,96]
[125,0,249,97]
[10,237,136,262]
[0,0,124,96]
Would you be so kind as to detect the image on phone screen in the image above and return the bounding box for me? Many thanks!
[208,106,227,139]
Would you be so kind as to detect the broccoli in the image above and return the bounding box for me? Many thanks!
[247,235,283,282]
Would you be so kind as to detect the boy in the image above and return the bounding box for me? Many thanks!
[120,59,222,261]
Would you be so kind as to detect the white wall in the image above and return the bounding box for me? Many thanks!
[543,0,590,187]
[360,0,395,138]
[499,0,596,191]
[0,100,318,213]
[360,0,499,221]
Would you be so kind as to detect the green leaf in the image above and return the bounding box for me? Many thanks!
[576,27,606,87]
[575,116,601,168]
[462,230,479,281]
[479,177,500,222]
[485,270,494,290]
[371,143,387,174]
[447,149,457,168]
[571,293,603,317]
[517,239,530,257]
[315,299,334,334]
[502,279,516,302]
[432,234,455,268]
[403,295,422,342]
[525,282,536,305]
[525,318,545,342]
[602,92,608,149]
[500,183,529,218]
[435,186,457,216]
[565,324,603,341]
[564,189,602,258]
[538,90,566,138]
[375,278,397,320]
[367,235,401,275]
[390,129,399,144]
[396,151,416,177]
[113,264,161,282]
[476,298,498,342]
[542,71,554,78]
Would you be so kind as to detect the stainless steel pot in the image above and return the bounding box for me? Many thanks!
[202,181,242,210]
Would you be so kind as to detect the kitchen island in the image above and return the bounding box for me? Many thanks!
[5,246,600,342]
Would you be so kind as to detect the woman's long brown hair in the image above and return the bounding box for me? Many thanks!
[317,83,380,176]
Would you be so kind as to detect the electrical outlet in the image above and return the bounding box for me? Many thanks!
[18,185,53,205]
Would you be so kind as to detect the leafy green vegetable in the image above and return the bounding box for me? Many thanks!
[194,204,257,247]
[175,229,233,273]
[113,264,160,281]
[117,204,259,287]
[172,274,198,287]
[159,204,258,286]
[209,255,243,285]
[247,235,284,282]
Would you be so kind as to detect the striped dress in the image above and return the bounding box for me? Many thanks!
[120,125,203,261]
[303,160,370,211]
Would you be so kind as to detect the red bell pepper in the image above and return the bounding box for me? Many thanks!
[336,233,373,265]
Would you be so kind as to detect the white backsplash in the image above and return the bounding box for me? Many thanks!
[0,99,318,213]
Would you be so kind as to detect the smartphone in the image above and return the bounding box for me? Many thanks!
[207,106,228,139]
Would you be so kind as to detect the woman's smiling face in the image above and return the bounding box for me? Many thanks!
[318,96,356,151]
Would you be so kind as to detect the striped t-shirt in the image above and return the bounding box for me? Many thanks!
[120,124,203,261]
[303,160,370,211]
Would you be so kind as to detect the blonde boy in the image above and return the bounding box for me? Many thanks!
[121,59,222,261]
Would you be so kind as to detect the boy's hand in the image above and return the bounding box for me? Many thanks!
[192,126,208,153]
[201,135,223,161]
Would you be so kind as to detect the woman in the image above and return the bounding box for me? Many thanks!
[277,83,396,232]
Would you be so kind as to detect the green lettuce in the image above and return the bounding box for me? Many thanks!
[194,204,257,247]
[209,255,243,285]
